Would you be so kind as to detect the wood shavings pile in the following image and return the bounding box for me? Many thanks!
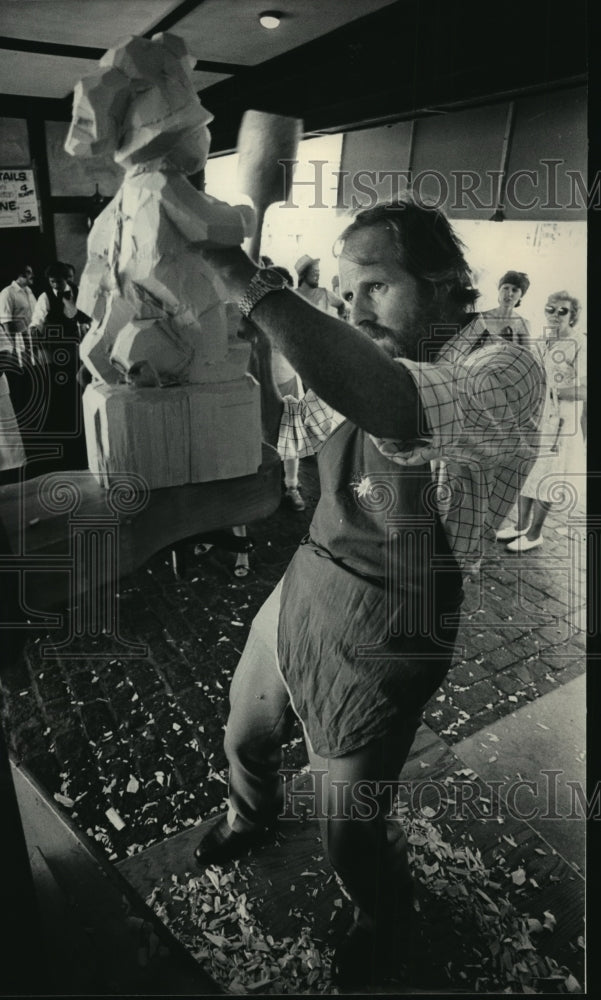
[145,811,582,994]
[403,814,582,994]
[147,865,336,995]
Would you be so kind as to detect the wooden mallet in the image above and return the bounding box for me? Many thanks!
[236,110,303,263]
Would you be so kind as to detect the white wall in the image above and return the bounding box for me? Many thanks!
[455,219,587,334]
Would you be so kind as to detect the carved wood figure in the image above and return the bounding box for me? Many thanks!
[65,32,262,489]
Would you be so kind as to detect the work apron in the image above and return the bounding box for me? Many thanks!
[277,420,464,758]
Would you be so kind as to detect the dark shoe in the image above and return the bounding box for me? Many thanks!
[194,814,273,867]
[192,530,254,554]
[284,486,306,511]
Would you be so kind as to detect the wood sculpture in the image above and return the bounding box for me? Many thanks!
[65,32,262,489]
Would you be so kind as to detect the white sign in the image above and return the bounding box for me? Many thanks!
[0,167,39,227]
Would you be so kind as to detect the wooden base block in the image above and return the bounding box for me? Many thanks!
[83,377,262,489]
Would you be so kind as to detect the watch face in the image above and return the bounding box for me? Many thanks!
[239,266,288,318]
[261,268,287,290]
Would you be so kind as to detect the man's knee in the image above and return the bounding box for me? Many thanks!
[224,719,279,768]
[224,722,251,764]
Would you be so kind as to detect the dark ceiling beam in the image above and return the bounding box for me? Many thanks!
[0,92,72,121]
[142,0,208,36]
[194,58,246,73]
[0,36,245,73]
[0,37,105,59]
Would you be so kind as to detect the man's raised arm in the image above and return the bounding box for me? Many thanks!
[201,247,420,442]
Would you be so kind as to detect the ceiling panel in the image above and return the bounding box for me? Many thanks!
[173,0,398,66]
[0,0,397,101]
[0,0,182,47]
[0,49,98,98]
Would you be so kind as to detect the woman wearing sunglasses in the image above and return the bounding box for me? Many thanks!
[496,291,587,552]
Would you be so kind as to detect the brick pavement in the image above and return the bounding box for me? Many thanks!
[0,456,587,863]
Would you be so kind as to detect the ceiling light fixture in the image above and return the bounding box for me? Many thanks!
[259,11,282,29]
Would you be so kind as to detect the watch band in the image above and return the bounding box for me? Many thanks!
[238,267,289,319]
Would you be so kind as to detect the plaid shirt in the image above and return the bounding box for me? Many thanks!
[278,314,545,569]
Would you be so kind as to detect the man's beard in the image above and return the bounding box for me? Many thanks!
[359,321,420,360]
[359,300,456,361]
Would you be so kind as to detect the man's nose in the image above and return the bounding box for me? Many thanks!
[348,290,376,327]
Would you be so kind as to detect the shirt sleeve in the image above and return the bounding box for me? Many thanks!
[30,293,50,330]
[277,389,344,460]
[369,356,461,465]
[369,342,545,467]
[0,286,12,326]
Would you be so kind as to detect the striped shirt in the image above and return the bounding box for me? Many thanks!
[277,314,545,569]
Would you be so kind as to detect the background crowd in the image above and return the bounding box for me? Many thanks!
[0,259,89,484]
[0,248,587,554]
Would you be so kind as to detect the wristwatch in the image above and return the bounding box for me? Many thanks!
[238,266,290,319]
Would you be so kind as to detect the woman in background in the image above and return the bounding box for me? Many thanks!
[483,270,532,348]
[496,290,586,552]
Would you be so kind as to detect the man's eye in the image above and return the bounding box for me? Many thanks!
[369,282,384,293]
